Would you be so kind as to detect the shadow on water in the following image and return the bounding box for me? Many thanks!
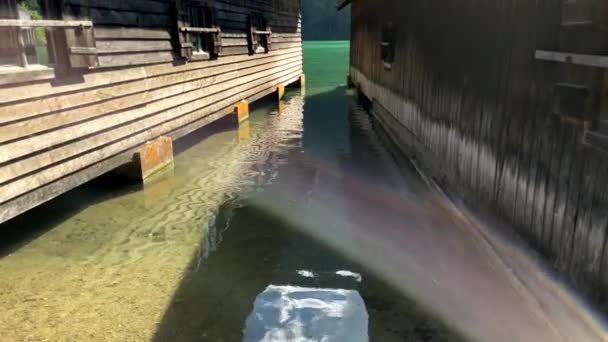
[0,100,273,259]
[152,86,462,342]
[0,175,142,258]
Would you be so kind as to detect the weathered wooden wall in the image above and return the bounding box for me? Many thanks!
[0,0,302,223]
[349,0,608,301]
[59,0,302,67]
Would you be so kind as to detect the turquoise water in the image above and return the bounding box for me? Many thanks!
[0,42,460,341]
[304,41,350,95]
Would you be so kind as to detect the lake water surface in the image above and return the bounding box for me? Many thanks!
[0,41,464,341]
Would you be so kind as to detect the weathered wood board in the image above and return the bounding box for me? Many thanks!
[348,0,608,300]
[0,0,302,223]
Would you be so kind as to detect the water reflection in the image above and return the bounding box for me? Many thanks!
[151,89,461,342]
[0,94,313,341]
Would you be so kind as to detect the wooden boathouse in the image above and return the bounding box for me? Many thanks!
[0,0,303,223]
[340,0,608,300]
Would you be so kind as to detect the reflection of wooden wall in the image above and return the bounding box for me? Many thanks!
[349,0,608,299]
[0,0,302,223]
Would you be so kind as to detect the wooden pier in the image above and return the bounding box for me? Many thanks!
[0,0,303,223]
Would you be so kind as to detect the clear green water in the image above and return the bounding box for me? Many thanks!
[303,41,350,95]
[0,42,460,341]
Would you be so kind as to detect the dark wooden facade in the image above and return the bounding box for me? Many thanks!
[344,0,608,301]
[0,0,303,223]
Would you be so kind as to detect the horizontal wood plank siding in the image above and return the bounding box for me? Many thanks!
[349,0,608,299]
[0,0,302,223]
[58,0,302,67]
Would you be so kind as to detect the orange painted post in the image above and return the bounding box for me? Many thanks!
[138,136,174,181]
[238,119,251,141]
[277,84,286,101]
[143,170,176,207]
[299,73,306,96]
[236,100,249,123]
[278,100,286,115]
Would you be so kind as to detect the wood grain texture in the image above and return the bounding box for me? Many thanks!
[0,0,302,222]
[350,0,608,300]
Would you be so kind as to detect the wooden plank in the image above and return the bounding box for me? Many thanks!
[213,0,301,19]
[168,73,302,141]
[0,149,134,223]
[593,161,608,294]
[180,27,220,33]
[0,54,302,145]
[0,46,302,105]
[95,40,173,54]
[0,60,302,172]
[97,51,176,67]
[222,37,302,48]
[270,32,302,38]
[535,50,608,68]
[0,19,93,28]
[568,148,600,291]
[95,27,171,40]
[83,7,171,27]
[213,0,273,15]
[220,37,249,47]
[0,67,55,86]
[221,46,250,55]
[0,50,302,126]
[0,67,302,204]
[69,47,98,54]
[65,0,171,14]
[221,33,294,44]
[265,41,301,50]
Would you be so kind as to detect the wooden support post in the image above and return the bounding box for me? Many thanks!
[299,73,306,96]
[111,136,174,183]
[239,119,251,141]
[278,100,286,114]
[277,83,286,101]
[143,169,176,208]
[236,100,249,123]
[137,136,174,182]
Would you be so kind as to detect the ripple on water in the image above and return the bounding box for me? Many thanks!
[0,95,306,341]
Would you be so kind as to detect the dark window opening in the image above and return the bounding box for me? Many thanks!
[0,0,52,69]
[248,13,271,54]
[178,4,221,61]
[0,0,97,78]
[381,22,395,70]
[190,6,213,56]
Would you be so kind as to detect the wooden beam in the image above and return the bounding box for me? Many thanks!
[69,47,98,55]
[535,50,608,68]
[179,27,220,33]
[0,19,93,28]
